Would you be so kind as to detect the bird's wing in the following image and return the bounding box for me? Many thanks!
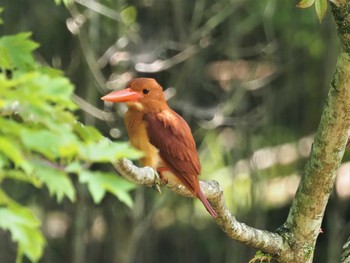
[144,109,201,177]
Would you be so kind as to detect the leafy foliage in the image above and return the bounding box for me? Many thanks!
[79,170,135,207]
[297,0,328,22]
[0,8,3,25]
[0,32,140,262]
[0,193,45,263]
[53,0,73,6]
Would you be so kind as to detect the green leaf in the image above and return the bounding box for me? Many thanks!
[0,32,39,70]
[0,118,23,137]
[79,138,142,163]
[315,0,327,22]
[65,161,83,174]
[74,122,102,142]
[0,7,3,25]
[33,162,76,202]
[30,73,76,108]
[296,0,315,8]
[79,171,135,207]
[0,46,12,69]
[3,170,41,188]
[121,6,137,25]
[0,153,8,171]
[37,66,64,77]
[0,71,77,131]
[9,71,77,113]
[0,201,45,262]
[0,137,24,165]
[20,128,79,160]
[20,129,61,160]
[54,0,73,6]
[0,136,32,174]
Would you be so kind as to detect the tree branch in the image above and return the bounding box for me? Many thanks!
[113,158,284,257]
[280,2,350,262]
[341,237,350,263]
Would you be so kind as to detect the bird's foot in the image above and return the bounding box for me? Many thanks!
[248,251,272,263]
[152,169,162,194]
[156,167,169,180]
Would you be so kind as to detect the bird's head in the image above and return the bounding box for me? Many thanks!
[101,78,168,112]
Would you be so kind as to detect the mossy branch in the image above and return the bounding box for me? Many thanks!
[280,1,350,262]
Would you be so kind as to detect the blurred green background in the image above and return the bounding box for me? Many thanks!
[0,0,349,262]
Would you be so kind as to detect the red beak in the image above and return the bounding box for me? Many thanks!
[101,88,143,103]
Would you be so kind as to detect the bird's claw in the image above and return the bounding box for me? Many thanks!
[152,183,162,194]
[152,169,162,194]
[248,251,272,263]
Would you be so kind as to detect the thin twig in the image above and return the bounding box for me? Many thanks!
[134,45,201,73]
[74,0,122,22]
[71,94,117,121]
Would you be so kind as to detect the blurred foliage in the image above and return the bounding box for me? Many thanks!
[0,32,139,262]
[297,0,328,22]
[54,0,73,6]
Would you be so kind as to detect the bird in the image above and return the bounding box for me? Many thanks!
[101,78,217,217]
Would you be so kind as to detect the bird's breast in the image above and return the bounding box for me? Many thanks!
[124,110,160,168]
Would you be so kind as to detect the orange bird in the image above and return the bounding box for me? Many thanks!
[101,78,217,217]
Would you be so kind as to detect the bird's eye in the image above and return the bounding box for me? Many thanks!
[143,89,150,94]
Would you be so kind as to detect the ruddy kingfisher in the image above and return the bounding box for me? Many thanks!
[101,78,217,217]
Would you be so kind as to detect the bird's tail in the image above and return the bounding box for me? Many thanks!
[196,190,217,218]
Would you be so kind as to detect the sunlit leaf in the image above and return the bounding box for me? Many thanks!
[80,171,135,207]
[79,139,142,163]
[54,0,73,6]
[0,7,3,25]
[121,6,137,25]
[20,128,79,160]
[11,72,77,111]
[296,0,315,8]
[4,170,41,187]
[0,32,39,70]
[37,66,64,77]
[315,0,327,22]
[20,129,62,160]
[65,161,83,174]
[0,136,24,165]
[30,73,76,109]
[0,200,45,262]
[0,46,11,69]
[0,154,7,170]
[0,118,23,137]
[0,136,32,174]
[33,162,76,202]
[74,122,102,142]
[80,171,106,203]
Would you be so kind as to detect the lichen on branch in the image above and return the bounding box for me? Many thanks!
[113,158,284,257]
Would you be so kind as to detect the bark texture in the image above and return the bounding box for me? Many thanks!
[282,51,350,262]
[114,158,284,256]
